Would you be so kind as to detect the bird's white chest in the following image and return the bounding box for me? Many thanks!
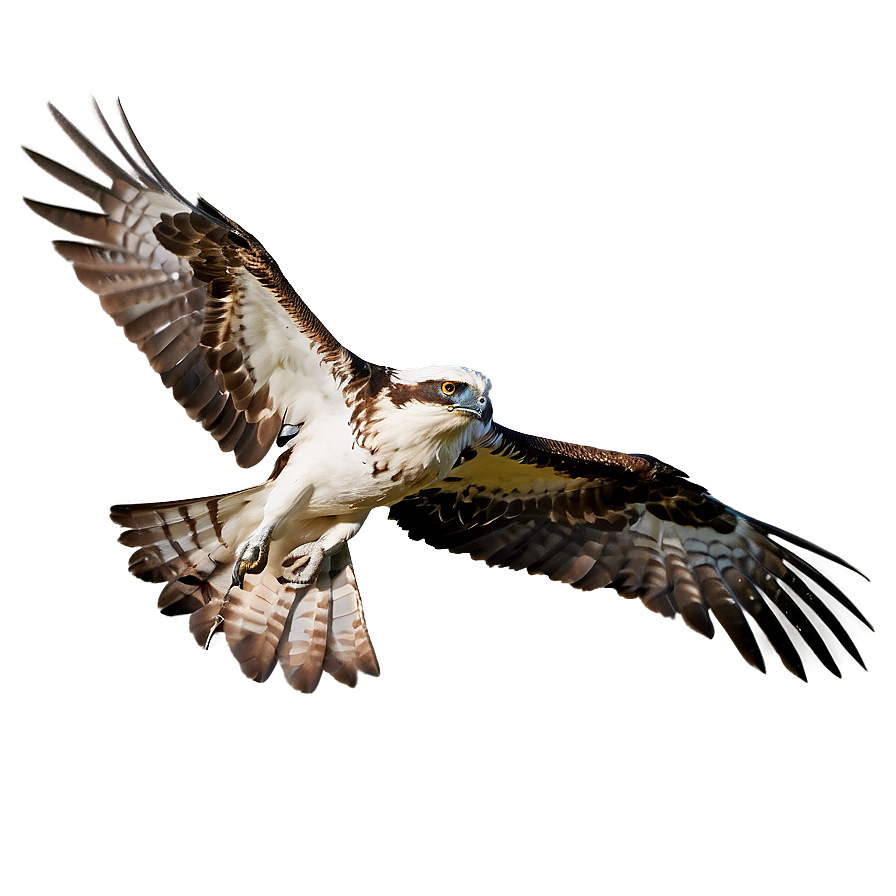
[269,408,454,519]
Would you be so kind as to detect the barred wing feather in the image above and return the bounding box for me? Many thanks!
[390,423,870,679]
[25,101,383,468]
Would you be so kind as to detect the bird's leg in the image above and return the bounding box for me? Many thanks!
[231,524,275,589]
[280,520,367,590]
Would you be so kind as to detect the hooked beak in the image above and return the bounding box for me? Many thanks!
[448,394,491,421]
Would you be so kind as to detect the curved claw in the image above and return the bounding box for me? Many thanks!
[234,557,256,588]
[203,613,225,650]
[231,527,274,589]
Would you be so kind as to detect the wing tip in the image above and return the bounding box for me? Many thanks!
[739,511,869,580]
[23,195,86,215]
[109,504,132,526]
[46,100,80,138]
[793,667,809,683]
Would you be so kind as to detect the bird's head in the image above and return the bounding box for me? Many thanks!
[386,365,493,434]
[358,366,492,481]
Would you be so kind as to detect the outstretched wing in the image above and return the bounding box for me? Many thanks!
[389,423,871,679]
[25,101,386,467]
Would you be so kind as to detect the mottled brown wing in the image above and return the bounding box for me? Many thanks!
[25,101,385,467]
[389,423,871,679]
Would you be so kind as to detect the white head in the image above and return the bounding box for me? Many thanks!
[387,365,492,429]
[363,365,493,479]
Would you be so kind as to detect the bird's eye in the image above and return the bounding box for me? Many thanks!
[441,382,456,395]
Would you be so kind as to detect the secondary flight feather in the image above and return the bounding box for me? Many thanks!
[25,101,872,691]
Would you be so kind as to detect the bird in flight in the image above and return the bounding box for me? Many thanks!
[25,101,872,691]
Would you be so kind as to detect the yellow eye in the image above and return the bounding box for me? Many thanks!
[441,381,456,395]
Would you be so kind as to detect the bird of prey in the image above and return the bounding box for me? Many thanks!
[25,101,872,692]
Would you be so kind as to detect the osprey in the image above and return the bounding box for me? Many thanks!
[25,101,871,691]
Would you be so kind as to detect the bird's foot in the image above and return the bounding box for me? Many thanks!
[232,526,274,589]
[280,523,361,590]
[282,539,327,589]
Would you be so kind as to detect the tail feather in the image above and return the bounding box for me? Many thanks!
[112,486,265,592]
[112,490,379,691]
[323,547,380,686]
[112,488,263,544]
[157,553,219,615]
[279,558,332,693]
[225,572,296,683]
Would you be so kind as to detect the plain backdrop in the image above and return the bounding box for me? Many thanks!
[3,3,893,894]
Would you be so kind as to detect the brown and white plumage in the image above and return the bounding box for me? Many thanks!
[25,101,386,469]
[25,100,872,691]
[389,425,870,680]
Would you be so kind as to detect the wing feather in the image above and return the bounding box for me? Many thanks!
[25,101,387,467]
[390,423,870,679]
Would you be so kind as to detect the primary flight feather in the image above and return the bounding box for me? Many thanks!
[24,101,872,691]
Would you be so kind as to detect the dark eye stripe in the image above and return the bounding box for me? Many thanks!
[387,378,471,408]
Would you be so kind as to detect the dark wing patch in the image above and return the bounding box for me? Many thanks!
[390,423,870,679]
[25,101,386,467]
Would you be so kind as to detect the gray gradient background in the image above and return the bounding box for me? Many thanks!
[5,3,893,894]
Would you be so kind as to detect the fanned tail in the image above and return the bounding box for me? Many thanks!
[113,484,285,682]
[112,493,379,691]
[111,485,267,615]
[278,545,381,693]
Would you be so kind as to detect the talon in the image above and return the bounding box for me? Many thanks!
[233,558,253,588]
[231,527,274,588]
[204,613,225,650]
